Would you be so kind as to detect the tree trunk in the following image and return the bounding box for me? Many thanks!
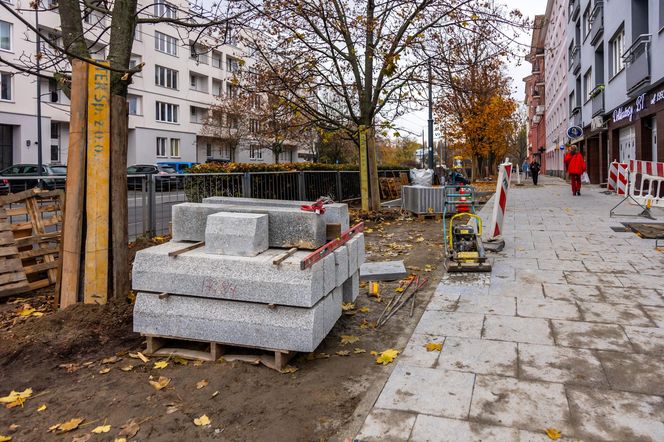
[366,125,381,211]
[110,96,129,301]
[107,0,138,96]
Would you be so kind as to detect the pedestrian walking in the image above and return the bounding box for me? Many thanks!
[564,147,573,182]
[530,159,541,186]
[522,160,529,179]
[567,147,587,196]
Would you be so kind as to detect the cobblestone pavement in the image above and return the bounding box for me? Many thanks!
[357,176,664,442]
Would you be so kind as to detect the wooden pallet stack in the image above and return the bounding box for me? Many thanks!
[0,188,64,299]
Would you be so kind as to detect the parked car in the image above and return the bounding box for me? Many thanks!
[0,178,9,195]
[156,161,199,174]
[0,164,67,193]
[127,164,179,191]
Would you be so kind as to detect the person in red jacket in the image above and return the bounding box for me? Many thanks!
[567,146,587,196]
[564,147,573,181]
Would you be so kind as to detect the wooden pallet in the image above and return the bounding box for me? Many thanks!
[144,334,295,372]
[379,177,402,200]
[0,207,30,297]
[405,211,442,221]
[0,188,64,298]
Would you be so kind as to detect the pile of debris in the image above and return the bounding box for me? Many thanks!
[132,197,365,368]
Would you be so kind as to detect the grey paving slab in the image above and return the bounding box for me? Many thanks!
[618,274,664,290]
[413,311,484,338]
[577,302,654,326]
[542,283,603,303]
[342,271,359,303]
[518,429,578,441]
[482,315,554,345]
[436,337,517,376]
[623,325,664,353]
[469,375,571,433]
[409,415,519,442]
[596,351,664,396]
[434,282,490,298]
[600,286,664,307]
[489,281,545,300]
[564,271,623,287]
[643,306,664,327]
[516,269,566,285]
[356,408,416,442]
[451,295,516,316]
[517,298,581,321]
[374,364,475,419]
[567,387,664,441]
[518,343,607,386]
[359,260,407,281]
[582,259,637,273]
[536,259,584,272]
[551,320,633,351]
[399,334,445,369]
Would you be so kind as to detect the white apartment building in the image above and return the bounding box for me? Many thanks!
[0,0,311,170]
[542,0,569,176]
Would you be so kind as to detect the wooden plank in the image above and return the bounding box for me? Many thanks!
[25,197,58,283]
[18,246,59,260]
[14,232,60,248]
[0,246,19,257]
[168,241,205,257]
[0,271,28,286]
[0,258,23,274]
[10,221,33,232]
[23,260,59,275]
[83,62,111,305]
[59,60,88,308]
[110,95,130,301]
[273,247,298,266]
[0,280,31,298]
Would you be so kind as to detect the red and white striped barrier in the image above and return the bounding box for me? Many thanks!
[616,163,629,195]
[629,160,664,208]
[488,162,512,240]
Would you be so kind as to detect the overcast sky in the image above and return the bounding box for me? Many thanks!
[397,0,548,142]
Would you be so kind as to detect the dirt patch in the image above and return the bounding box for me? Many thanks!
[0,210,444,441]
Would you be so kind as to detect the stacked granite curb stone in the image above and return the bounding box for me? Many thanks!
[133,199,364,354]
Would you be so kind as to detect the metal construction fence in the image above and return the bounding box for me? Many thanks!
[1,169,406,240]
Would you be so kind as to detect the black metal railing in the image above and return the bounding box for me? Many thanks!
[590,2,604,45]
[624,34,652,95]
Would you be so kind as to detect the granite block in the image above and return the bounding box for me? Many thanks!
[205,212,268,257]
[132,241,325,307]
[172,203,326,249]
[323,253,336,295]
[347,234,359,275]
[359,260,407,281]
[133,288,342,353]
[334,246,349,287]
[343,271,359,303]
[202,196,350,231]
[357,232,366,266]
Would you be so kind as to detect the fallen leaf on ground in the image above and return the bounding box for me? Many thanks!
[118,418,140,439]
[70,433,90,441]
[91,425,111,434]
[120,365,134,372]
[129,352,149,363]
[148,376,171,390]
[99,368,111,374]
[353,348,366,354]
[193,415,211,426]
[101,356,120,364]
[193,360,204,367]
[17,305,35,316]
[544,428,561,440]
[196,380,209,389]
[115,439,127,442]
[336,350,350,356]
[358,306,370,313]
[395,287,404,293]
[173,357,189,365]
[341,302,355,311]
[153,361,169,369]
[425,342,443,352]
[57,418,84,432]
[0,435,11,441]
[415,236,425,242]
[211,391,219,398]
[424,264,433,272]
[37,404,47,411]
[32,311,44,317]
[340,335,359,345]
[364,228,374,233]
[1,388,32,408]
[280,365,299,374]
[166,405,180,414]
[375,349,399,365]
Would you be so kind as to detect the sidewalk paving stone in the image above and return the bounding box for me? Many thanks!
[409,415,519,442]
[577,302,654,327]
[489,281,545,300]
[642,306,664,327]
[413,311,484,338]
[596,351,664,396]
[399,334,445,368]
[483,315,554,345]
[600,286,664,307]
[356,408,416,441]
[542,283,603,302]
[623,325,664,353]
[516,298,581,321]
[374,364,475,419]
[551,320,633,351]
[536,259,584,272]
[452,295,516,316]
[564,271,623,287]
[468,375,571,433]
[567,387,664,441]
[518,343,607,386]
[618,274,664,290]
[515,269,566,285]
[436,337,517,376]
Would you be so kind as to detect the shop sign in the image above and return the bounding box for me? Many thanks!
[612,93,646,123]
[567,126,583,138]
[651,89,664,105]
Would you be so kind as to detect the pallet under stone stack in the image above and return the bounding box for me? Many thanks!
[132,200,364,366]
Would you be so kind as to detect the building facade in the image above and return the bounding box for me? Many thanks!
[566,0,664,183]
[525,15,547,171]
[542,0,569,176]
[0,0,312,170]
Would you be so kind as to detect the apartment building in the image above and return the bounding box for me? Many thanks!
[525,15,547,171]
[0,0,311,170]
[566,0,664,183]
[542,0,569,177]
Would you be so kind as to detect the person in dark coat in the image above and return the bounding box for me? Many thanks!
[530,159,541,185]
[568,147,587,196]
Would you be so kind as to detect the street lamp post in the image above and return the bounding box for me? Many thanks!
[427,59,434,170]
[35,2,43,181]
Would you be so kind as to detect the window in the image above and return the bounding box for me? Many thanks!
[226,83,237,98]
[129,54,142,74]
[51,145,60,162]
[48,78,60,102]
[583,68,593,101]
[154,1,176,19]
[155,31,177,56]
[156,137,167,157]
[250,119,260,133]
[249,145,262,160]
[220,144,231,159]
[83,8,93,24]
[190,44,208,64]
[155,65,178,89]
[0,72,11,100]
[170,138,180,157]
[134,23,142,41]
[127,95,141,115]
[206,143,212,157]
[0,20,11,51]
[582,5,591,38]
[190,74,196,89]
[226,56,239,73]
[156,101,179,123]
[610,27,624,77]
[212,52,222,68]
[50,122,59,138]
[569,90,576,114]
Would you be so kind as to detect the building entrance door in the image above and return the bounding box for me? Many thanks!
[652,117,658,163]
[618,126,636,163]
[0,125,13,170]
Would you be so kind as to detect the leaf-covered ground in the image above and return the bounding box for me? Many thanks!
[0,210,446,441]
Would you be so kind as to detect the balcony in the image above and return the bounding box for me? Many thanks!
[570,107,582,127]
[623,34,651,96]
[536,105,545,115]
[570,0,580,20]
[590,85,605,117]
[590,2,604,46]
[569,45,580,73]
